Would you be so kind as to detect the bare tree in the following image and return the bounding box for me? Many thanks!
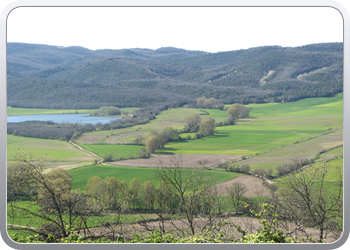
[139,180,177,235]
[156,154,215,236]
[196,185,229,235]
[226,182,248,214]
[7,149,93,240]
[277,160,343,242]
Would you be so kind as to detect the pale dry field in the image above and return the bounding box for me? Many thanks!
[213,175,271,197]
[107,154,243,168]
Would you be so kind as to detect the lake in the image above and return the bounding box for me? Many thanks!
[7,113,122,125]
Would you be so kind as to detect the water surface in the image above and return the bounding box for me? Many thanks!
[7,113,121,125]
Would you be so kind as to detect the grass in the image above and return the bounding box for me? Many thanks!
[69,164,240,191]
[7,135,95,163]
[77,107,229,144]
[245,93,343,118]
[7,201,156,229]
[157,94,343,156]
[158,126,327,156]
[231,128,343,173]
[7,106,138,116]
[6,95,344,242]
[7,106,92,116]
[79,144,146,159]
[274,158,343,183]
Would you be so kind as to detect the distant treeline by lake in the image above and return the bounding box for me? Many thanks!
[7,103,175,141]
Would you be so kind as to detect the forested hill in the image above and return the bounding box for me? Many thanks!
[7,42,343,109]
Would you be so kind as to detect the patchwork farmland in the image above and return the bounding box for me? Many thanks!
[7,93,343,243]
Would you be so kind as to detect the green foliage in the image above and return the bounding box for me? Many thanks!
[89,106,121,116]
[146,134,160,153]
[184,114,201,132]
[158,93,342,156]
[199,117,216,136]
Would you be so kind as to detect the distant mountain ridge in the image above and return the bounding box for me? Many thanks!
[7,42,343,109]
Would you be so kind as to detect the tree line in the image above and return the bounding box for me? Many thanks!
[7,152,342,243]
[89,106,121,116]
[7,103,174,141]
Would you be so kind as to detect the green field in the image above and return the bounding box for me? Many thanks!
[76,108,229,144]
[7,134,95,163]
[7,106,92,116]
[7,201,156,229]
[245,93,343,118]
[7,94,344,241]
[275,158,343,183]
[70,164,240,191]
[79,144,146,158]
[7,106,138,116]
[231,128,343,173]
[7,93,343,184]
[157,94,343,156]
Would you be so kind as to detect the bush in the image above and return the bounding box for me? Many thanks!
[194,132,203,139]
[103,153,115,162]
[240,164,250,173]
[138,148,150,158]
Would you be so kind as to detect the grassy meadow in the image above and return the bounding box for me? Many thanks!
[7,93,343,182]
[69,164,240,191]
[76,108,229,144]
[7,134,95,163]
[7,106,138,116]
[7,201,157,228]
[6,94,343,241]
[7,107,92,116]
[275,158,343,183]
[158,94,343,157]
[79,144,146,159]
[7,93,343,181]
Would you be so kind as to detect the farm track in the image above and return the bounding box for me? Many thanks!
[69,140,103,164]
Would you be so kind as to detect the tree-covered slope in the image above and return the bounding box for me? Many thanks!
[7,42,343,108]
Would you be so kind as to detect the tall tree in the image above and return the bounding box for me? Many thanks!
[145,135,160,153]
[142,181,156,211]
[129,178,142,209]
[226,104,240,119]
[226,182,248,214]
[199,117,216,136]
[184,114,201,132]
[156,154,215,236]
[277,161,343,242]
[7,150,92,239]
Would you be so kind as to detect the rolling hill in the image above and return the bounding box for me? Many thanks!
[7,42,343,109]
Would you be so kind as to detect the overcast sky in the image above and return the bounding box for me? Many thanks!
[6,6,343,52]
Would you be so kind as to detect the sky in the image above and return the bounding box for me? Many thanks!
[5,6,344,52]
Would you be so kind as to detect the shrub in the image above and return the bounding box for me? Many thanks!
[103,153,114,162]
[194,132,203,139]
[138,148,150,158]
[240,164,250,173]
